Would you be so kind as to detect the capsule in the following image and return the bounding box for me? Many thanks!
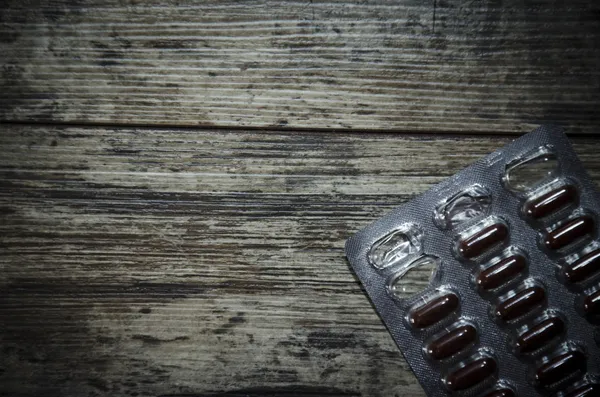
[564,249,600,284]
[481,389,515,397]
[544,216,595,251]
[515,317,565,354]
[495,286,546,322]
[445,357,497,391]
[476,255,527,291]
[427,324,477,360]
[564,383,600,397]
[535,350,586,387]
[583,290,600,316]
[409,293,459,329]
[458,223,509,259]
[523,185,578,219]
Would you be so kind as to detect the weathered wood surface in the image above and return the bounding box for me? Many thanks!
[1,0,600,133]
[1,124,600,397]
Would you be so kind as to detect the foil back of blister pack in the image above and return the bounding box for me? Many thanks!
[345,126,600,397]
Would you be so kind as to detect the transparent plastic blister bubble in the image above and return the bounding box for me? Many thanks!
[434,185,492,230]
[387,255,441,300]
[368,224,424,270]
[503,146,560,194]
[345,126,600,397]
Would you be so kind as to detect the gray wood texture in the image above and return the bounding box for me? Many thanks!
[2,125,600,396]
[1,0,599,133]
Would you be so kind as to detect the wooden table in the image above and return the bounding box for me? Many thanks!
[1,1,599,396]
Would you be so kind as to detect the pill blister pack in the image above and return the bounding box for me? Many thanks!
[345,126,600,397]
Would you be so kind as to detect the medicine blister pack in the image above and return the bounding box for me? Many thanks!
[345,126,600,397]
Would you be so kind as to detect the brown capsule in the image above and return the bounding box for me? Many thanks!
[535,350,586,387]
[445,357,497,391]
[409,293,459,329]
[544,216,595,251]
[564,383,600,397]
[495,286,546,322]
[427,324,477,360]
[523,185,578,219]
[458,223,509,259]
[481,389,515,397]
[583,290,600,316]
[564,249,600,284]
[477,255,527,291]
[515,317,565,354]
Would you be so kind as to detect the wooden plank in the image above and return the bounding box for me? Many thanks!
[1,124,600,396]
[1,0,599,133]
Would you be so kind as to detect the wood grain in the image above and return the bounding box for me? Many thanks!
[1,124,600,396]
[1,0,599,133]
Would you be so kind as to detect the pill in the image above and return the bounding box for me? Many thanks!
[583,290,600,316]
[523,185,578,219]
[495,286,546,322]
[564,249,600,284]
[409,293,459,329]
[476,255,527,291]
[480,389,515,397]
[544,216,595,251]
[564,383,600,397]
[445,357,497,391]
[515,317,565,354]
[535,350,586,387]
[427,324,477,360]
[458,223,509,259]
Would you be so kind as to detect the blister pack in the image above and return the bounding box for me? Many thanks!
[345,126,600,397]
